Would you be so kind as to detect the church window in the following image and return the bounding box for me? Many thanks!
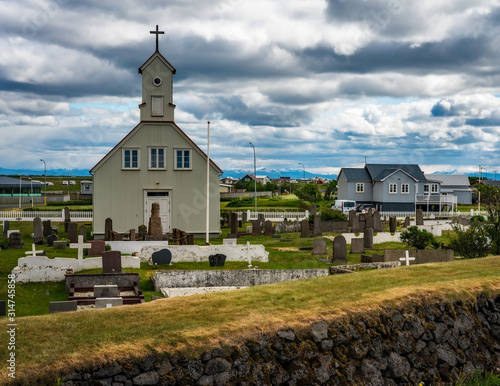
[122,148,140,169]
[175,149,192,170]
[151,96,164,116]
[149,147,166,169]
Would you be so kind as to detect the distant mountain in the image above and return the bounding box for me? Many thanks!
[0,167,90,177]
[221,168,338,180]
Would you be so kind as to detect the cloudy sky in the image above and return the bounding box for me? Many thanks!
[1,0,500,177]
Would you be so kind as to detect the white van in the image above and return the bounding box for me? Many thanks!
[331,200,356,213]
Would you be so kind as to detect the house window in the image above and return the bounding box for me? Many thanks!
[356,183,364,193]
[149,147,166,169]
[122,148,140,169]
[175,149,192,170]
[424,184,429,194]
[401,183,409,194]
[431,184,439,193]
[151,96,164,116]
[389,183,397,194]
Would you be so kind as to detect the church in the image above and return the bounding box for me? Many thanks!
[90,26,222,239]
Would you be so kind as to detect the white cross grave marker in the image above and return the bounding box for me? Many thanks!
[25,243,45,257]
[247,241,252,269]
[69,235,92,261]
[400,250,416,266]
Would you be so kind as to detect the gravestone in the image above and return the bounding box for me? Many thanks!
[332,235,347,263]
[64,206,71,232]
[69,235,91,261]
[102,250,122,273]
[88,240,106,256]
[2,220,9,238]
[313,239,327,255]
[186,233,194,245]
[33,217,44,244]
[129,229,136,241]
[67,222,78,243]
[373,211,383,232]
[105,218,113,241]
[138,224,147,240]
[230,212,238,235]
[389,216,397,233]
[209,254,227,267]
[351,238,364,254]
[94,285,119,298]
[53,240,67,249]
[364,228,374,249]
[416,209,424,226]
[152,249,172,265]
[300,219,310,238]
[8,232,23,249]
[46,234,58,247]
[348,210,358,232]
[313,215,322,236]
[251,220,261,236]
[258,214,265,228]
[365,212,374,229]
[403,216,410,228]
[148,202,163,235]
[95,298,123,309]
[49,301,78,314]
[242,212,248,223]
[264,221,273,236]
[310,204,317,215]
[43,220,52,238]
[0,300,5,316]
[78,225,87,242]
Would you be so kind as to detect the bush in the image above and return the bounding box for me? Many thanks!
[298,201,311,211]
[450,223,490,259]
[320,208,347,221]
[400,226,439,250]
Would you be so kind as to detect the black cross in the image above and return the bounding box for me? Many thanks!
[150,25,164,52]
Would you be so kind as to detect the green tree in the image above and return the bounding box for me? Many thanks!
[320,208,346,221]
[450,222,490,259]
[477,184,500,254]
[295,183,321,203]
[400,226,439,250]
[324,180,337,201]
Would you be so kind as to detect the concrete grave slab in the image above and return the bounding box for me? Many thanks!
[49,301,78,314]
[95,297,123,309]
[161,286,248,298]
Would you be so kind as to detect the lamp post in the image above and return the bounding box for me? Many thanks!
[29,177,33,208]
[479,165,487,213]
[18,175,22,208]
[298,162,305,181]
[249,142,257,216]
[206,121,210,245]
[40,159,46,205]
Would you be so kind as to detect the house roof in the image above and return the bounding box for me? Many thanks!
[138,51,176,74]
[340,168,371,181]
[476,180,500,187]
[0,176,44,188]
[89,121,222,174]
[366,164,426,181]
[424,174,470,187]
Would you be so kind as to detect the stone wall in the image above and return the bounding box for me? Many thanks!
[53,293,500,386]
[320,221,349,233]
[274,221,301,233]
[362,249,454,265]
[151,269,329,291]
[65,273,141,291]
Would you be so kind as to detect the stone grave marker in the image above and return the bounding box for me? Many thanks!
[88,240,105,256]
[25,243,45,257]
[264,221,273,236]
[301,219,310,238]
[33,217,44,244]
[53,240,67,249]
[242,212,248,223]
[102,250,122,273]
[258,214,265,227]
[272,235,281,239]
[348,210,358,232]
[332,235,347,263]
[350,238,364,254]
[43,220,52,238]
[223,238,237,245]
[186,233,194,245]
[365,212,374,229]
[364,228,374,249]
[148,202,163,235]
[129,229,136,241]
[105,218,113,241]
[403,216,410,228]
[78,225,87,241]
[69,235,91,262]
[49,301,78,314]
[152,249,172,265]
[64,206,71,232]
[310,204,317,215]
[0,300,5,316]
[94,285,119,298]
[389,216,397,233]
[138,224,147,240]
[313,215,322,236]
[46,234,58,247]
[313,239,327,255]
[209,253,227,267]
[373,211,383,232]
[67,222,78,243]
[2,220,9,238]
[230,212,238,235]
[8,232,23,249]
[416,209,424,226]
[95,298,123,309]
[251,220,261,236]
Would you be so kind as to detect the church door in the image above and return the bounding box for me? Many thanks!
[144,191,171,232]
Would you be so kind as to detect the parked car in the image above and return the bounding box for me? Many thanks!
[331,200,357,213]
[357,204,375,213]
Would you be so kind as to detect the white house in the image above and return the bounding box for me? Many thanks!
[424,174,472,205]
[90,27,222,238]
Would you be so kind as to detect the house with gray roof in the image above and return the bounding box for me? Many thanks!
[424,174,472,205]
[337,164,456,212]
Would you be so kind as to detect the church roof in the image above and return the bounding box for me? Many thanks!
[138,51,176,74]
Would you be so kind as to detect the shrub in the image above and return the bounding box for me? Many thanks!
[400,226,439,250]
[450,223,490,259]
[298,201,311,211]
[320,208,347,222]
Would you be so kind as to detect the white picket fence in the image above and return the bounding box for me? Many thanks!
[238,210,309,222]
[0,210,92,222]
[379,210,487,219]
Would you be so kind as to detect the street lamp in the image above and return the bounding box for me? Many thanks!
[479,165,487,213]
[298,162,305,181]
[249,142,257,216]
[40,159,46,205]
[29,177,33,208]
[18,175,22,208]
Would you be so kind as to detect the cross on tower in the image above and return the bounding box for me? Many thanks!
[150,25,165,52]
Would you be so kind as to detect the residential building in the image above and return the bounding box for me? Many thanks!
[424,174,472,205]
